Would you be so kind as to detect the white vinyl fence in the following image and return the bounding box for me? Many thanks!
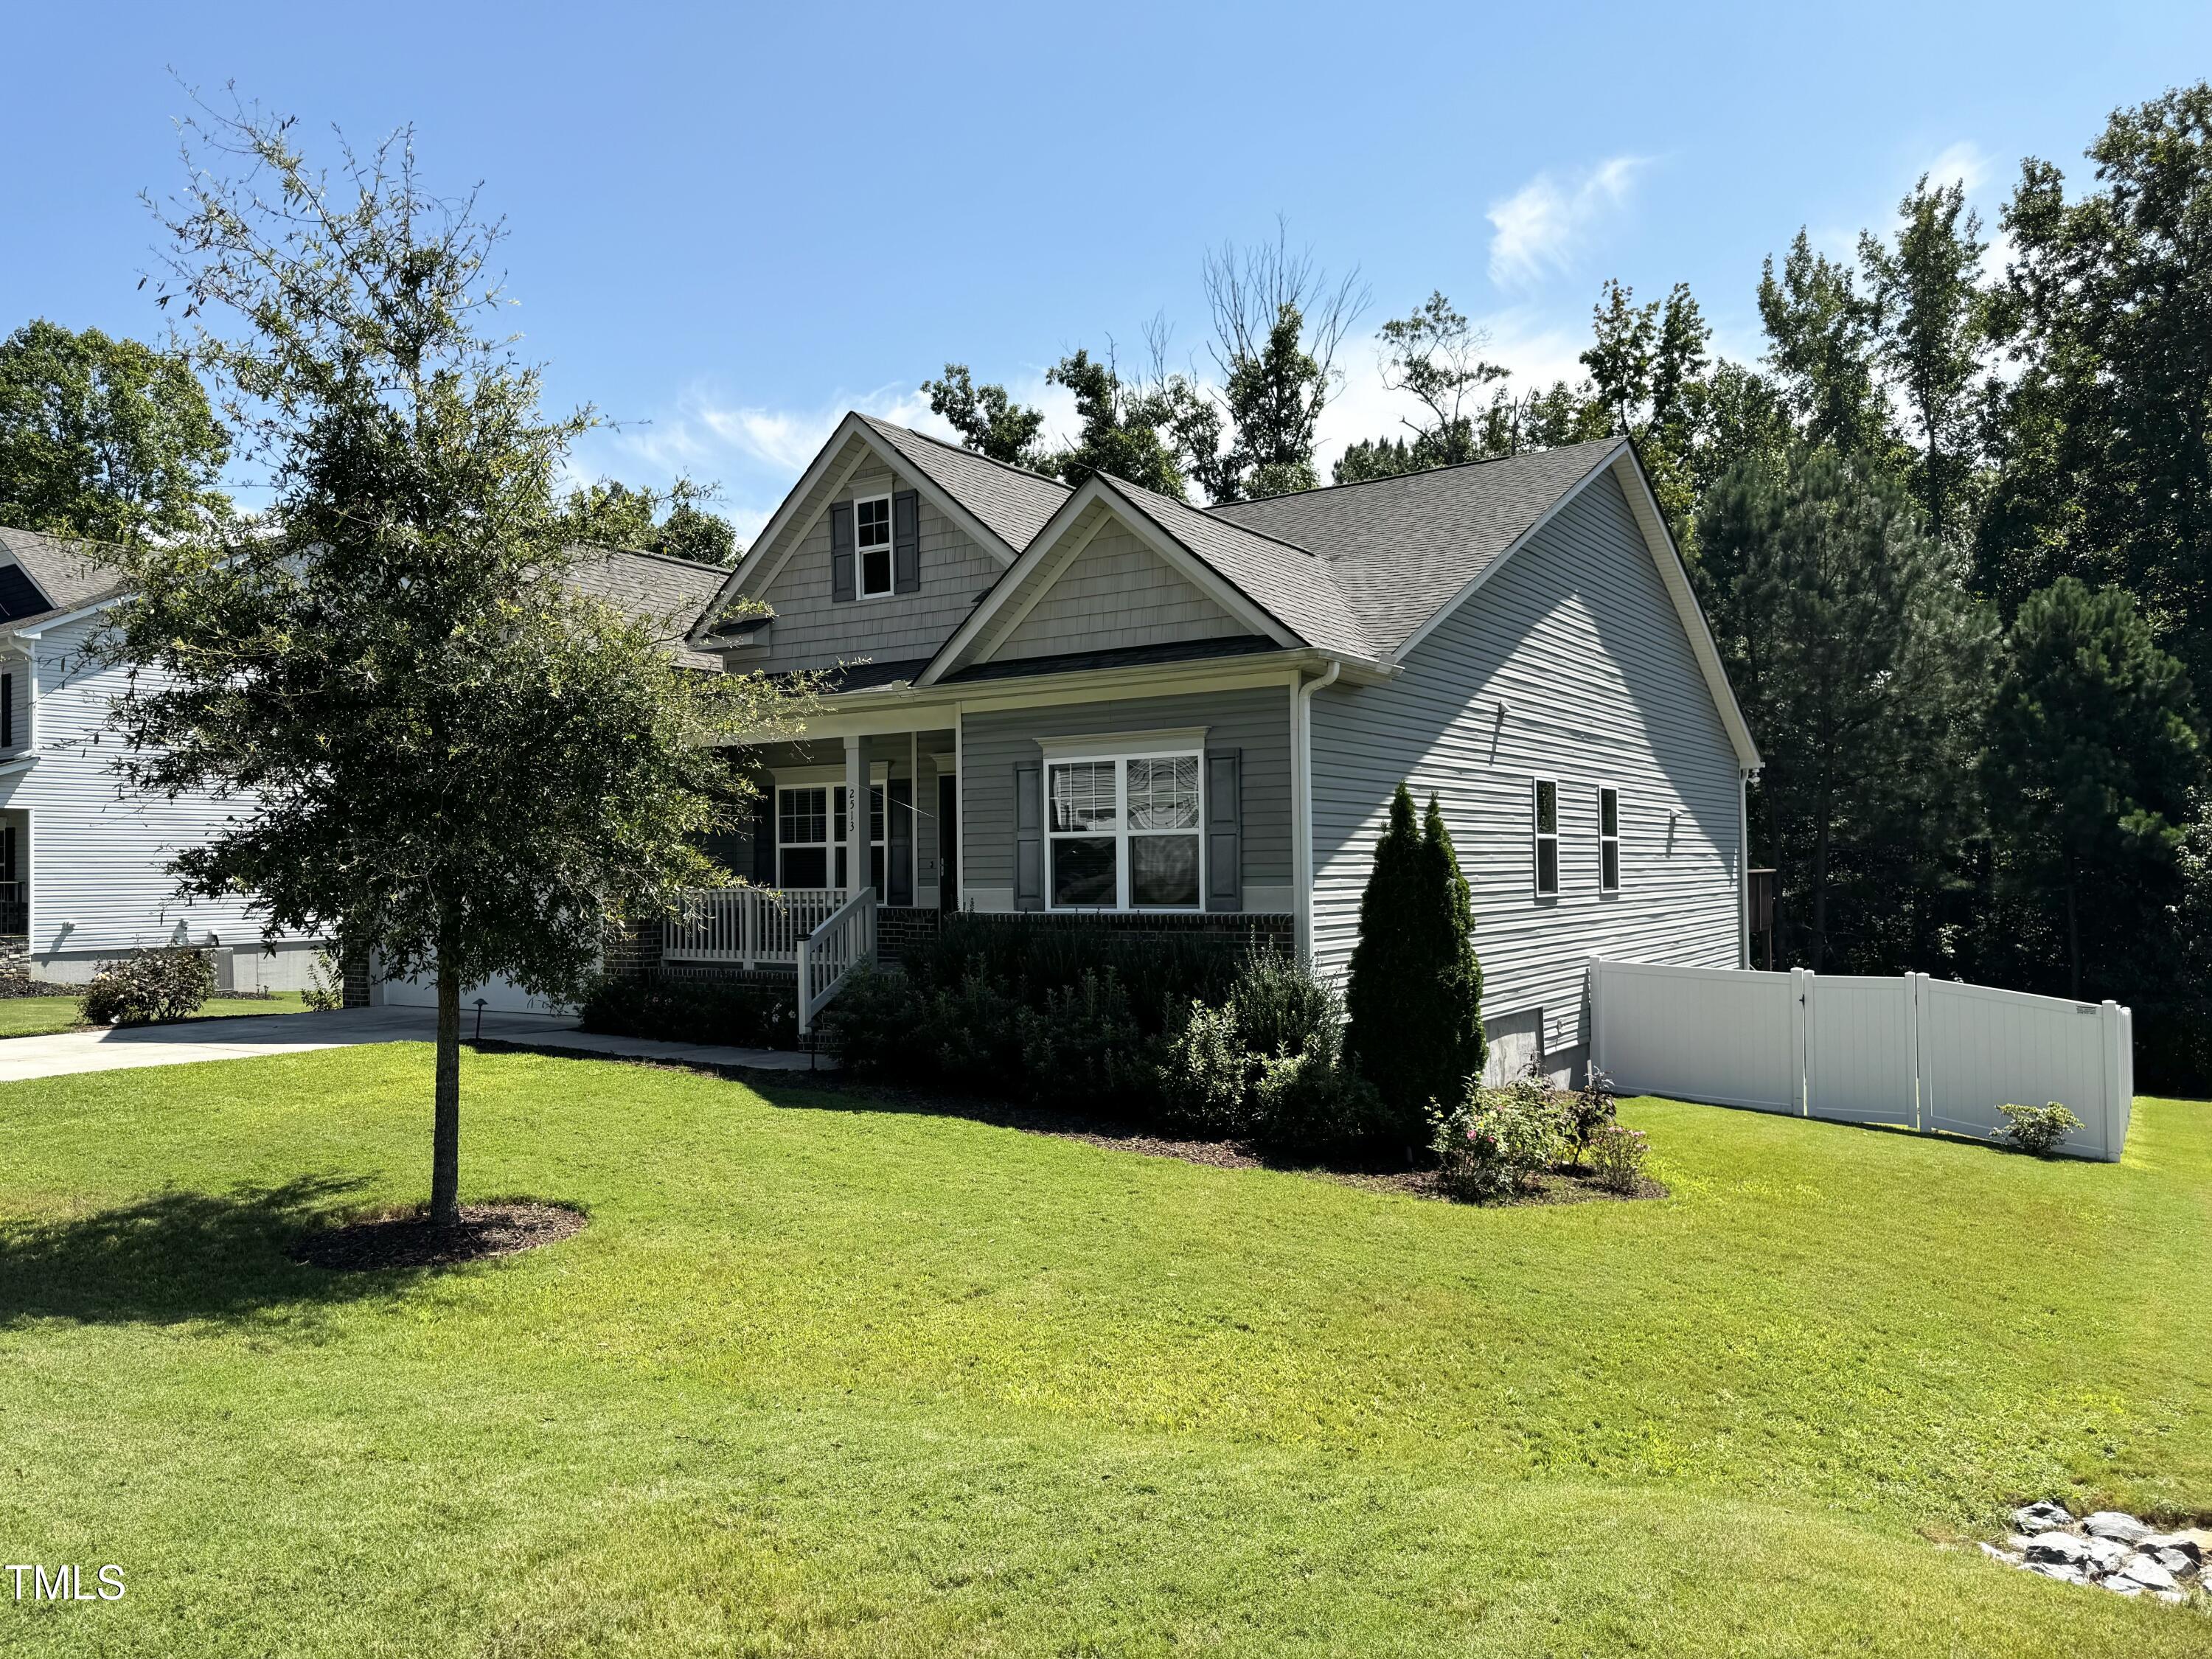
[1587,959,2134,1161]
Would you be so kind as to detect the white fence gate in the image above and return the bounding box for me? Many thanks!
[1587,959,2133,1161]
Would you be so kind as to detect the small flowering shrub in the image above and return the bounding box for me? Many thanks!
[1430,1073,1565,1201]
[1587,1122,1650,1192]
[80,946,216,1026]
[1998,1101,2082,1158]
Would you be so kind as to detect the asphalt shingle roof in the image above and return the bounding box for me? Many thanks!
[1093,476,1376,661]
[563,545,729,669]
[0,525,131,626]
[859,416,1070,552]
[1206,439,1623,656]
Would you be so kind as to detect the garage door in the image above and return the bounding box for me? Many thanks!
[378,964,568,1016]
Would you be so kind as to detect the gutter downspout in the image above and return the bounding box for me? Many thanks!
[1293,660,1343,964]
[1738,767,1754,970]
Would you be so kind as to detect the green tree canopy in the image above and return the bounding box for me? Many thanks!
[922,364,1048,469]
[1757,231,1897,463]
[1983,577,2204,997]
[1043,346,1208,498]
[557,476,740,566]
[0,319,231,543]
[109,105,804,1228]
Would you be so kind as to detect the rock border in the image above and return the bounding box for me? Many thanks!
[1983,1500,2208,1605]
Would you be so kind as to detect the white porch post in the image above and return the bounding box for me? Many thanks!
[844,734,866,899]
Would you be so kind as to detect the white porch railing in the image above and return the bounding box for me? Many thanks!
[796,889,876,1037]
[661,886,844,969]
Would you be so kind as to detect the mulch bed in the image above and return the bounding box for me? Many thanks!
[292,1202,585,1272]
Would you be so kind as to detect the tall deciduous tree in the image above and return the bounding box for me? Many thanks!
[1979,83,2212,681]
[111,104,803,1228]
[1859,175,1989,549]
[1757,231,1896,462]
[1580,279,1712,531]
[1044,344,1206,498]
[922,364,1047,468]
[1334,292,1508,483]
[1983,578,2203,998]
[1197,226,1366,501]
[0,319,231,543]
[557,476,740,566]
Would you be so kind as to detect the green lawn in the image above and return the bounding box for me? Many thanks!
[0,1047,2207,1656]
[0,990,311,1039]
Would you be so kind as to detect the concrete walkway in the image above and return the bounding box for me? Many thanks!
[0,1005,826,1085]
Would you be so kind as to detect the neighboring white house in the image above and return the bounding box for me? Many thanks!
[0,526,331,988]
[0,526,728,997]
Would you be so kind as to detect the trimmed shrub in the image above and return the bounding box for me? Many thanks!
[577,973,798,1049]
[1346,786,1486,1140]
[1250,1031,1390,1156]
[1997,1101,2082,1157]
[80,946,216,1026]
[301,950,345,1012]
[1158,1001,1253,1135]
[1587,1123,1650,1192]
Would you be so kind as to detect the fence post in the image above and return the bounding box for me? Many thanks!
[1586,957,1604,1074]
[1789,967,1811,1116]
[742,889,757,971]
[2098,1000,2125,1162]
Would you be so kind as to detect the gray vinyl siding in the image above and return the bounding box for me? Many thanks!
[994,514,1249,664]
[960,687,1293,911]
[1308,470,1742,1058]
[745,444,1005,674]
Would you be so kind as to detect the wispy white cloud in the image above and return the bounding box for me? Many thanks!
[1486,156,1649,290]
[1921,139,1992,195]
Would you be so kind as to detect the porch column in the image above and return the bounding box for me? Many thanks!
[844,734,866,899]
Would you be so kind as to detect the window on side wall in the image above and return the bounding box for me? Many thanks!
[1533,777,1559,897]
[1598,785,1621,892]
[854,494,894,598]
[1047,753,1202,911]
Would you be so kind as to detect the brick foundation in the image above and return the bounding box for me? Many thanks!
[960,911,1295,952]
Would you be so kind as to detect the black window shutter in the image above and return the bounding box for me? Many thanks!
[829,502,856,602]
[1205,749,1242,912]
[892,490,921,593]
[751,792,777,885]
[886,779,914,905]
[1,673,12,748]
[1014,764,1044,911]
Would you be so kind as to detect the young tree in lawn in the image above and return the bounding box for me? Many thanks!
[1983,577,2204,998]
[1345,785,1485,1134]
[0,318,232,543]
[109,103,802,1228]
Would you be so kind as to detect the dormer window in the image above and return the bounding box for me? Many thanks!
[855,495,894,598]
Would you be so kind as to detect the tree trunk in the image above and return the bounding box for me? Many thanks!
[431,940,462,1229]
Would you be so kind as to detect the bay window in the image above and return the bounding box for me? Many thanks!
[1048,751,1202,910]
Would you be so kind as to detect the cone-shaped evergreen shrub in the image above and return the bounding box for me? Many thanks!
[1345,784,1486,1136]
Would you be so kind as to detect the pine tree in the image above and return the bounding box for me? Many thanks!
[1345,785,1487,1133]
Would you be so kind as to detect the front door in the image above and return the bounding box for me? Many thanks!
[937,773,959,911]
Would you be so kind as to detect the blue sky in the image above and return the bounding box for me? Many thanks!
[4,1,2206,537]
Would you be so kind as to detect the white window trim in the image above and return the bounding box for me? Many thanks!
[776,781,887,891]
[1532,776,1560,900]
[1046,748,1206,914]
[852,491,895,600]
[1597,784,1621,894]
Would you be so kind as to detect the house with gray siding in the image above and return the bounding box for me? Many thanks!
[681,413,1761,1078]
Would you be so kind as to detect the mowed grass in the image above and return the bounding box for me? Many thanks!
[0,991,310,1039]
[0,1047,2208,1656]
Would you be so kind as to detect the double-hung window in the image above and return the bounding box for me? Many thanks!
[1048,751,1203,910]
[1598,786,1621,892]
[854,494,894,598]
[1532,777,1559,897]
[776,783,886,890]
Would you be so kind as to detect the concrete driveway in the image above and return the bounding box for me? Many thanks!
[0,1004,825,1084]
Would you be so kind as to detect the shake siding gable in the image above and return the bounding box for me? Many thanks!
[746,458,1004,675]
[994,516,1250,664]
[1307,470,1741,1059]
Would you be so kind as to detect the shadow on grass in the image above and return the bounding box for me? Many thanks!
[0,1174,429,1326]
